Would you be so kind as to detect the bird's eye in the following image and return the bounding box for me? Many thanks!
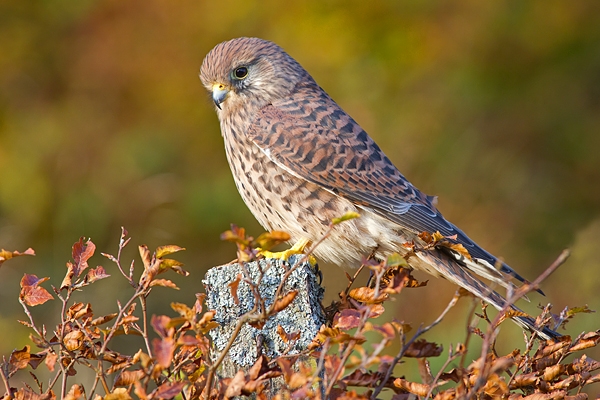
[233,66,248,79]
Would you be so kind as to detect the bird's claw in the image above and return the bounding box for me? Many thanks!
[257,237,317,266]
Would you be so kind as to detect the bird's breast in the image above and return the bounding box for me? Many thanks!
[219,123,412,268]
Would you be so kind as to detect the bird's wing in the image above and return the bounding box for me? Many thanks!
[246,82,527,284]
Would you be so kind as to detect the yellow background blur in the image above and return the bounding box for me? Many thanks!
[1,0,599,395]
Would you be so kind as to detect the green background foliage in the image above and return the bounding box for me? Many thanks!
[1,0,599,393]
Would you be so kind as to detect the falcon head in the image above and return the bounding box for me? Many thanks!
[200,37,310,114]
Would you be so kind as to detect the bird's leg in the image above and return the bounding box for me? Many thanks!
[257,237,317,265]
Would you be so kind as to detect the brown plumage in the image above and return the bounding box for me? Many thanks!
[200,37,558,339]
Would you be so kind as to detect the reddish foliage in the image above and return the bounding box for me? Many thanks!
[1,227,598,399]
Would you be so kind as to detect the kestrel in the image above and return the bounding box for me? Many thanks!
[200,37,558,339]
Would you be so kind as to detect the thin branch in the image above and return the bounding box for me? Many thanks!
[139,296,153,357]
[372,290,461,399]
[469,249,570,398]
[425,345,463,399]
[0,362,12,399]
[325,305,373,396]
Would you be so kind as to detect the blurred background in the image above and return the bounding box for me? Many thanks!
[1,0,599,395]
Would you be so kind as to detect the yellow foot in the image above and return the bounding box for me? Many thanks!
[258,238,317,265]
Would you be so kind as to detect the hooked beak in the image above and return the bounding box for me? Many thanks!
[212,83,229,110]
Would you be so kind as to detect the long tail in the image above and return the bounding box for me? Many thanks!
[414,248,561,340]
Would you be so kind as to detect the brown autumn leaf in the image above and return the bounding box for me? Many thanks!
[27,351,46,370]
[404,339,443,358]
[28,332,44,348]
[66,303,93,321]
[157,258,183,269]
[348,287,388,304]
[511,371,537,388]
[229,273,242,305]
[61,262,76,289]
[20,274,53,306]
[104,388,133,400]
[380,266,408,293]
[14,387,54,400]
[242,379,267,395]
[63,384,83,400]
[254,230,291,250]
[431,231,445,242]
[568,354,600,375]
[542,364,565,381]
[221,225,249,246]
[63,330,85,351]
[60,358,76,375]
[154,381,185,399]
[287,372,308,389]
[72,237,95,276]
[151,315,174,338]
[496,308,531,327]
[310,326,365,349]
[177,335,201,346]
[84,266,109,284]
[23,285,54,307]
[194,292,206,313]
[533,353,564,372]
[119,315,139,326]
[156,245,185,259]
[0,247,35,268]
[371,322,396,340]
[489,353,517,375]
[197,310,217,332]
[418,358,433,385]
[138,245,152,269]
[520,392,568,400]
[445,242,472,261]
[150,278,179,290]
[133,382,148,400]
[276,325,301,344]
[438,368,462,383]
[224,370,246,399]
[562,394,589,400]
[153,337,175,368]
[45,351,58,372]
[334,309,362,330]
[367,304,385,318]
[324,354,344,382]
[9,346,31,371]
[166,262,189,276]
[20,274,49,288]
[341,369,380,388]
[247,355,268,381]
[393,378,429,396]
[277,357,294,383]
[481,373,509,397]
[569,331,600,352]
[536,338,571,359]
[400,269,428,289]
[171,302,194,320]
[418,231,433,244]
[272,290,298,313]
[91,313,118,326]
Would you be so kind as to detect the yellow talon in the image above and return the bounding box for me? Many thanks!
[258,238,317,265]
